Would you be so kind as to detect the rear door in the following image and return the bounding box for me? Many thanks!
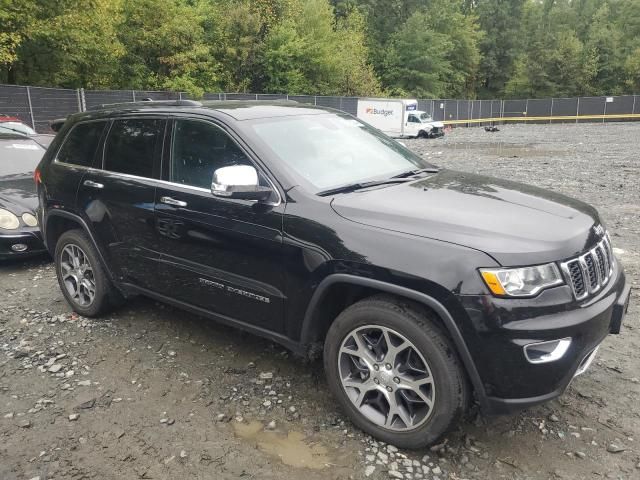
[151,118,286,331]
[76,117,166,289]
[44,121,107,213]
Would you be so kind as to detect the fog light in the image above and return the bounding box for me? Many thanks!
[11,243,28,252]
[524,338,572,364]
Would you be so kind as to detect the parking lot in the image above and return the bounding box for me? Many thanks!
[1,122,638,480]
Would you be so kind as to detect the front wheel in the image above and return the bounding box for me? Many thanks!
[324,295,468,448]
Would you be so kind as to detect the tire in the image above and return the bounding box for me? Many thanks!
[418,130,428,139]
[54,229,124,317]
[324,295,468,448]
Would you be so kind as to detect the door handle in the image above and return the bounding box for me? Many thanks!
[160,196,187,207]
[83,180,104,189]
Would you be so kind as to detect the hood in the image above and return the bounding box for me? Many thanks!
[0,175,39,213]
[331,169,602,266]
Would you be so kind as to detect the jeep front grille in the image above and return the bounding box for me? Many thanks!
[560,235,614,300]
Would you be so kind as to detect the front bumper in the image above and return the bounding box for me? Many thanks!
[0,229,47,260]
[458,260,630,414]
[429,127,445,137]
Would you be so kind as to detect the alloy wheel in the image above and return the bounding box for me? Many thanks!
[338,325,435,431]
[60,244,96,307]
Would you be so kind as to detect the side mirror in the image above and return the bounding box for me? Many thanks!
[212,165,273,202]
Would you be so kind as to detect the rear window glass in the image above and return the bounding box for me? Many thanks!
[104,119,164,178]
[57,122,106,167]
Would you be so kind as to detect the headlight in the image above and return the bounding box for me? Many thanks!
[22,212,38,227]
[0,208,20,230]
[480,263,563,297]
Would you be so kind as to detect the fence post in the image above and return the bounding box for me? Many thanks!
[550,98,554,124]
[576,97,580,124]
[525,99,529,123]
[77,88,86,112]
[26,86,36,130]
[132,90,136,102]
[178,92,182,100]
[500,99,504,124]
[633,95,637,115]
[603,96,607,124]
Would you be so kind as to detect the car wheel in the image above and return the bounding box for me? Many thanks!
[418,130,428,139]
[324,295,468,448]
[54,229,123,317]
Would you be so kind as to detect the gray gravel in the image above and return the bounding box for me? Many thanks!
[1,122,639,479]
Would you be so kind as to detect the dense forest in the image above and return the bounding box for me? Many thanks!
[1,0,639,99]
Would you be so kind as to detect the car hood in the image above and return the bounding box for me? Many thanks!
[0,175,39,214]
[331,169,602,265]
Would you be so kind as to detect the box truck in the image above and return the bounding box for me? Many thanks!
[356,99,445,138]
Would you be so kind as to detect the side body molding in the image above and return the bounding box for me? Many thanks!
[300,274,488,408]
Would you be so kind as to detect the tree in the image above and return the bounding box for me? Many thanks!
[260,0,379,95]
[474,0,526,97]
[382,10,453,98]
[116,0,219,96]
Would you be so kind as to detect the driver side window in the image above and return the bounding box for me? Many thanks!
[407,115,421,123]
[170,120,252,189]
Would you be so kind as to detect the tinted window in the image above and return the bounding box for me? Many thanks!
[104,119,163,178]
[57,122,106,167]
[170,120,251,189]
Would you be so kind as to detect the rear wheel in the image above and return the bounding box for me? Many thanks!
[324,295,468,448]
[54,229,123,317]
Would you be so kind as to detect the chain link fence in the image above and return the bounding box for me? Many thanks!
[1,84,638,133]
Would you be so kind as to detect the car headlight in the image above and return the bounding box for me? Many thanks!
[0,208,20,230]
[22,212,38,227]
[480,263,563,297]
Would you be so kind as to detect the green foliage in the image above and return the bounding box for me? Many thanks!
[1,0,639,99]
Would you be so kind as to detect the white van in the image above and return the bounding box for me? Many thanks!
[356,98,445,138]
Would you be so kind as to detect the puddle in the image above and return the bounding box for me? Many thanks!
[435,142,569,158]
[234,421,331,470]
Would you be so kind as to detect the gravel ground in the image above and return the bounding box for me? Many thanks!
[1,122,639,480]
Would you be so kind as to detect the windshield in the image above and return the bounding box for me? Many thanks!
[419,113,433,122]
[246,113,433,191]
[0,121,36,135]
[0,138,44,177]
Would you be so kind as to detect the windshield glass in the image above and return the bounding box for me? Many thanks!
[0,138,44,177]
[0,121,36,135]
[419,113,433,122]
[246,113,432,191]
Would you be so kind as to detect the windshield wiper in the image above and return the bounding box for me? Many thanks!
[317,178,412,196]
[0,125,30,136]
[391,167,439,179]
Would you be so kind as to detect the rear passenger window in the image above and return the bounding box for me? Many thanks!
[104,119,164,178]
[57,122,106,167]
[170,120,252,189]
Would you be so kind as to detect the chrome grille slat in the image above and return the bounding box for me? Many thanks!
[560,236,614,300]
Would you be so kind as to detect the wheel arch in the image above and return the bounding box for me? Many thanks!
[45,210,123,293]
[300,274,487,407]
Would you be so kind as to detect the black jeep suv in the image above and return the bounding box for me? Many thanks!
[36,100,630,448]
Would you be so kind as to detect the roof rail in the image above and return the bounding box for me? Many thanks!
[88,99,202,111]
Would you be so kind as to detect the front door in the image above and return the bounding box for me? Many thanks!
[152,118,286,332]
[76,117,165,289]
